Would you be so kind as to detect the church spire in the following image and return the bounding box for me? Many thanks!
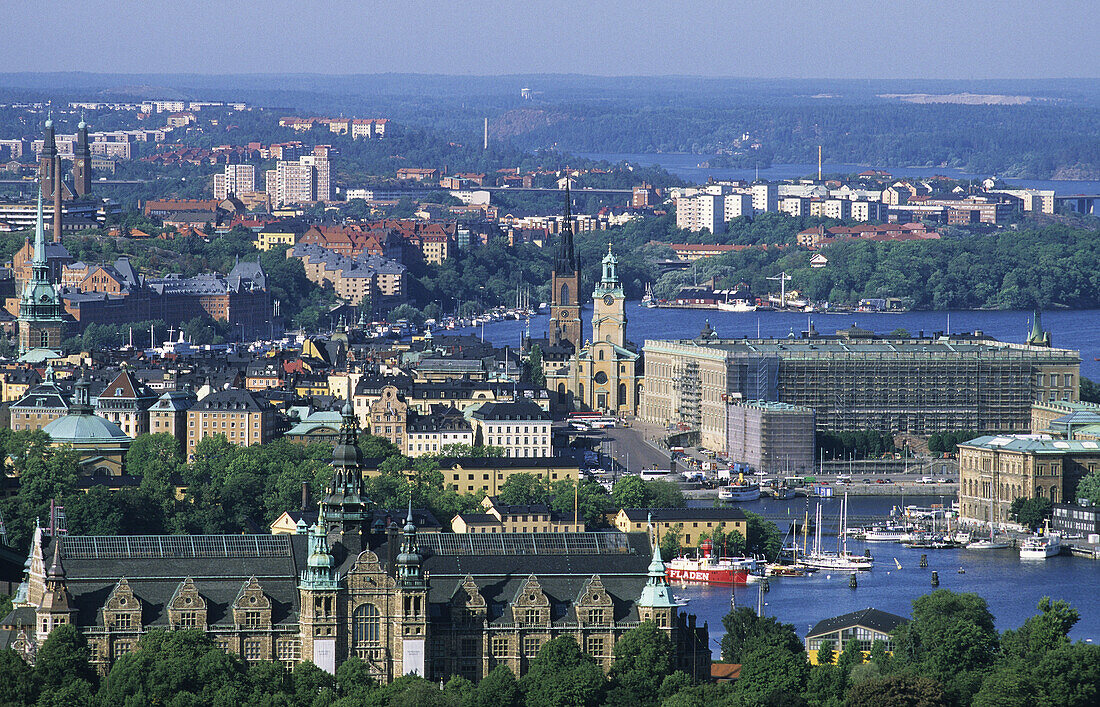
[638,514,677,609]
[31,191,47,269]
[555,182,577,275]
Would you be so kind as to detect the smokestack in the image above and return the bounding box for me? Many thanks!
[818,146,822,182]
[300,481,310,511]
[53,155,62,242]
[483,117,488,150]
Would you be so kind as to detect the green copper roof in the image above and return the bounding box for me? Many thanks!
[43,413,131,445]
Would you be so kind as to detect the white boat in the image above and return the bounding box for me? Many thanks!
[966,539,1012,550]
[798,496,874,571]
[718,473,761,502]
[717,299,757,312]
[1020,523,1062,559]
[863,524,910,542]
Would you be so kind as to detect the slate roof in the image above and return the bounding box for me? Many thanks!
[193,388,273,412]
[469,399,550,421]
[806,607,908,639]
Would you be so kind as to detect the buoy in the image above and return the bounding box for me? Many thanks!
[920,554,928,568]
[931,571,939,587]
[849,573,858,589]
[864,549,872,558]
[894,558,902,570]
[958,567,966,574]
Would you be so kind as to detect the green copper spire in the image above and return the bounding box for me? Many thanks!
[31,191,46,267]
[638,515,677,609]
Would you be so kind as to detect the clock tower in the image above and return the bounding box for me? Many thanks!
[18,192,65,355]
[549,186,582,351]
[591,243,626,348]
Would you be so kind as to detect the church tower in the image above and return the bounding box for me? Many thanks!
[592,243,626,348]
[72,116,92,197]
[36,538,75,642]
[39,116,58,204]
[18,192,65,355]
[549,185,582,351]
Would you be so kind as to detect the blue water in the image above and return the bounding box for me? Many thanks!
[458,308,1100,652]
[575,152,1100,196]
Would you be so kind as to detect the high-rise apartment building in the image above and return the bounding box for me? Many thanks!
[265,146,333,207]
[750,182,778,213]
[675,193,724,233]
[213,164,256,199]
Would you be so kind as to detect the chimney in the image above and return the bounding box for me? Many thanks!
[300,481,310,511]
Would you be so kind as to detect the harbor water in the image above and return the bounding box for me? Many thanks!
[458,307,1100,653]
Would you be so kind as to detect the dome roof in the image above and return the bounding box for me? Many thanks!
[43,413,130,445]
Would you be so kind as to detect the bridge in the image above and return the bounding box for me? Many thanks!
[482,185,633,195]
[0,179,151,186]
[1053,194,1100,214]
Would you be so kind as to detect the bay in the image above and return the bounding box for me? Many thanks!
[575,151,1100,196]
[456,307,1100,653]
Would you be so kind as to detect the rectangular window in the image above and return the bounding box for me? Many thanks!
[177,611,198,628]
[492,636,508,658]
[462,638,479,657]
[115,641,132,655]
[244,640,262,661]
[524,609,540,625]
[244,611,263,628]
[277,639,301,662]
[115,613,132,630]
[585,635,604,657]
[523,635,541,657]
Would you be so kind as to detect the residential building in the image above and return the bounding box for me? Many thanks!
[750,182,777,213]
[614,508,748,549]
[213,164,256,199]
[404,405,474,457]
[452,496,584,534]
[185,388,279,458]
[675,193,723,233]
[723,193,752,221]
[94,369,157,438]
[9,367,69,431]
[468,400,552,458]
[369,385,408,450]
[148,389,196,449]
[364,456,580,497]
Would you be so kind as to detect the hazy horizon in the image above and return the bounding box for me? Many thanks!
[5,0,1098,80]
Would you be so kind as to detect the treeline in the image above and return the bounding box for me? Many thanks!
[506,100,1100,179]
[815,430,898,461]
[2,591,1094,706]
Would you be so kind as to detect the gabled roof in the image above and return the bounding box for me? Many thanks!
[807,607,908,639]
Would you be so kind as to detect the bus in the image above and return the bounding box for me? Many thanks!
[568,412,615,428]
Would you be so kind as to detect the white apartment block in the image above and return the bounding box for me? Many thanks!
[751,183,778,213]
[676,193,724,233]
[850,200,886,222]
[265,150,333,207]
[723,193,753,221]
[780,196,809,217]
[824,198,852,220]
[213,164,256,199]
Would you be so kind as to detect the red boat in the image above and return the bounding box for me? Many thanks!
[665,540,757,585]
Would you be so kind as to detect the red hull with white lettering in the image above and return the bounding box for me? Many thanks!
[666,565,750,585]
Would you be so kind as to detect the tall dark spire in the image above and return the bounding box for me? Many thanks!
[555,182,577,275]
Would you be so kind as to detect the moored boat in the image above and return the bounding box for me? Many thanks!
[1020,522,1062,559]
[718,473,761,502]
[666,540,757,585]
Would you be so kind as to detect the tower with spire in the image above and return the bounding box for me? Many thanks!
[1027,310,1052,347]
[39,114,58,205]
[35,537,75,641]
[320,402,369,543]
[17,192,65,355]
[549,184,582,351]
[395,499,427,676]
[73,114,92,197]
[637,517,678,624]
[592,242,627,349]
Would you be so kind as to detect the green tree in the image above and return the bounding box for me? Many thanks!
[34,624,98,694]
[1079,375,1100,404]
[519,636,606,707]
[549,478,614,528]
[498,472,550,506]
[1034,643,1100,707]
[971,666,1041,707]
[744,511,784,557]
[612,475,648,509]
[892,590,999,704]
[844,673,949,707]
[1000,596,1079,662]
[607,621,675,706]
[1008,497,1052,531]
[734,645,809,704]
[0,649,38,705]
[816,639,836,666]
[1075,469,1100,506]
[659,522,683,561]
[526,344,546,388]
[720,606,804,663]
[472,664,520,707]
[646,480,687,509]
[334,655,377,701]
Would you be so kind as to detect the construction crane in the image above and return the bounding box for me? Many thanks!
[768,272,792,309]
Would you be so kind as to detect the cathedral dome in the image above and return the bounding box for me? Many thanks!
[43,413,129,446]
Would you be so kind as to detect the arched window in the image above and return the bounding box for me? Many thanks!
[598,348,605,361]
[618,383,626,406]
[579,384,585,401]
[560,283,570,306]
[353,603,381,646]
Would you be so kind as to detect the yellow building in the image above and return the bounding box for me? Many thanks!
[614,508,747,549]
[364,456,579,497]
[185,388,279,458]
[546,245,641,415]
[452,496,584,534]
[805,608,906,665]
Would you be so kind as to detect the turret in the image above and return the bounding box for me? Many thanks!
[35,537,75,639]
[637,515,678,621]
[1027,310,1051,347]
[396,500,424,588]
[73,115,91,197]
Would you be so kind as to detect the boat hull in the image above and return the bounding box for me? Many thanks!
[666,566,751,585]
[718,484,761,502]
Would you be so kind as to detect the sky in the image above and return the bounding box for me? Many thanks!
[5,0,1099,79]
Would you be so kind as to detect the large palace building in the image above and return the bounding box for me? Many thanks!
[4,405,708,681]
[642,321,1079,452]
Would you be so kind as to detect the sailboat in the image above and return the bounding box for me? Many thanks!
[966,476,1011,550]
[797,495,874,571]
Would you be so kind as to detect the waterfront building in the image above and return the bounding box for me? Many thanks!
[642,322,1079,452]
[957,434,1100,524]
[726,400,815,474]
[1051,502,1100,537]
[805,608,907,665]
[4,406,709,681]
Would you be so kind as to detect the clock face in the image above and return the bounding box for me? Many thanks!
[602,294,615,306]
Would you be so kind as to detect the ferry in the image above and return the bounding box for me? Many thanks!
[1020,523,1062,559]
[718,473,761,502]
[666,540,757,585]
[863,524,910,543]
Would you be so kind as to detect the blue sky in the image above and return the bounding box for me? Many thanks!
[7,0,1098,78]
